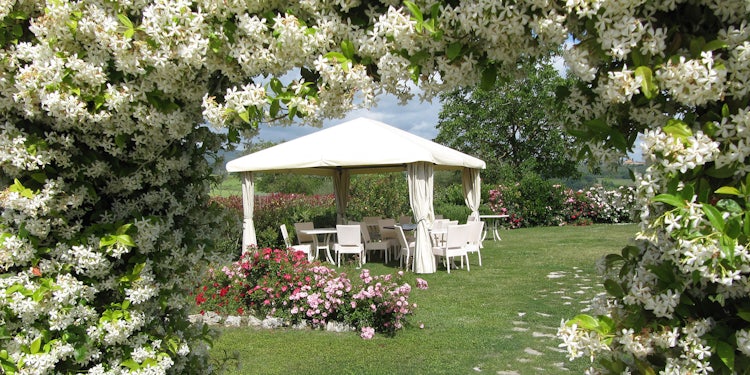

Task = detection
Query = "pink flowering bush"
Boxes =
[194,249,428,338]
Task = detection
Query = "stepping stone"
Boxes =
[524,348,543,356]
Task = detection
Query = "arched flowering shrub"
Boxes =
[556,1,750,374]
[0,0,747,373]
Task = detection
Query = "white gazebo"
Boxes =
[225,117,486,274]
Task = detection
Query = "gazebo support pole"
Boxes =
[241,171,257,253]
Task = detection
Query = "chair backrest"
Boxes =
[398,215,412,225]
[378,218,397,240]
[467,221,484,245]
[395,225,411,249]
[336,224,362,246]
[354,221,372,242]
[293,222,314,244]
[362,216,381,239]
[280,224,292,248]
[446,224,470,248]
[432,219,449,231]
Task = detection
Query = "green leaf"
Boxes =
[74,346,88,362]
[9,179,34,199]
[717,340,735,372]
[725,218,741,239]
[706,165,735,178]
[702,203,725,232]
[703,39,728,52]
[722,103,730,118]
[269,99,280,118]
[720,234,736,263]
[689,36,705,58]
[652,194,685,208]
[446,42,462,60]
[121,359,141,370]
[117,14,134,29]
[480,65,497,91]
[584,118,610,135]
[404,1,423,23]
[604,253,624,267]
[99,235,117,247]
[341,40,355,60]
[567,314,598,330]
[269,78,283,95]
[604,279,625,298]
[634,66,657,99]
[738,309,750,323]
[116,234,135,247]
[30,337,41,354]
[237,110,251,124]
[717,198,742,213]
[663,119,692,141]
[116,223,132,235]
[0,349,17,372]
[715,186,741,196]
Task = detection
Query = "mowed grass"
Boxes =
[209,224,638,374]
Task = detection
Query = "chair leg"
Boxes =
[477,250,482,266]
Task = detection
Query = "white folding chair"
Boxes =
[465,221,485,266]
[294,222,327,260]
[395,225,415,271]
[356,221,393,264]
[280,224,313,261]
[432,224,470,274]
[378,218,399,261]
[334,224,365,267]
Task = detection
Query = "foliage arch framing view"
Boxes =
[0,0,748,374]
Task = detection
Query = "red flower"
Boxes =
[195,292,207,305]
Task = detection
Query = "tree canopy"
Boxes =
[436,61,578,183]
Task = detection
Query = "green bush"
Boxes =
[347,174,411,221]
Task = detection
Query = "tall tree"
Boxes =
[436,61,578,184]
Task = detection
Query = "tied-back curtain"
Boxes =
[241,171,257,253]
[462,168,481,220]
[408,162,436,274]
[333,169,350,224]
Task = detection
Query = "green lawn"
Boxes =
[209,224,638,374]
[211,175,242,197]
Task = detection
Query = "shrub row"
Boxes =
[487,183,637,228]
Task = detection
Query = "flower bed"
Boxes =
[193,248,428,339]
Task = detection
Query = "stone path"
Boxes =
[480,266,602,374]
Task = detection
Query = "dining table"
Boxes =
[297,227,338,265]
[478,214,509,241]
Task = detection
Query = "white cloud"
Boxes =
[257,91,442,142]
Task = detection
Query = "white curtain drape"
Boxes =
[241,171,257,253]
[333,169,350,224]
[408,162,436,274]
[462,168,481,220]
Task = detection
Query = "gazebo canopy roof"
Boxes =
[225,117,486,175]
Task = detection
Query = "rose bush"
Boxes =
[193,249,428,338]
